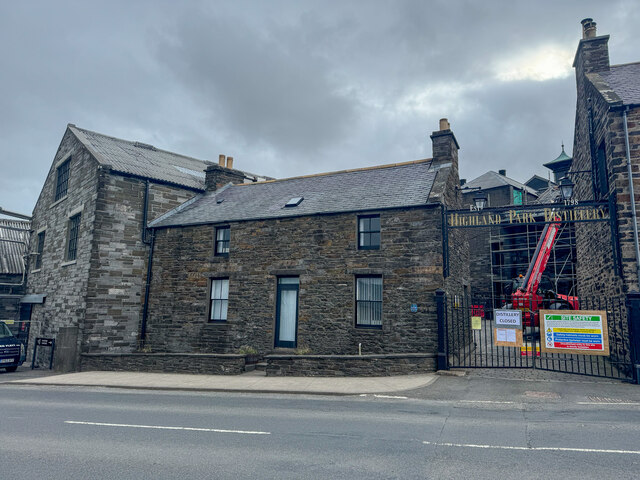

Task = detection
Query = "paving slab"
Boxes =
[8,371,438,395]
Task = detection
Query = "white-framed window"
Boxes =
[209,278,229,321]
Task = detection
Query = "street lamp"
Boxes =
[473,191,488,211]
[559,176,574,202]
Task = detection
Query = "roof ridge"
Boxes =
[235,158,433,187]
[610,61,640,68]
[69,124,215,166]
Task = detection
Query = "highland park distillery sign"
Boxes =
[447,204,609,228]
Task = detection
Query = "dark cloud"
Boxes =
[0,0,638,215]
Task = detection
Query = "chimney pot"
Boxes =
[226,156,234,169]
[439,118,450,131]
[581,18,597,39]
[499,169,506,176]
[460,179,466,186]
[218,154,225,166]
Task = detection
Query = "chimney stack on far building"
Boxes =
[205,154,245,191]
[498,169,506,176]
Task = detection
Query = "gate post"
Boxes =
[626,291,640,384]
[436,289,448,371]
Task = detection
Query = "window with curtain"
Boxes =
[209,278,229,321]
[358,215,380,249]
[215,226,230,255]
[356,275,382,327]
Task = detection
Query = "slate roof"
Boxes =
[0,220,30,275]
[461,171,538,196]
[534,185,561,204]
[150,160,439,227]
[588,62,640,107]
[68,125,269,191]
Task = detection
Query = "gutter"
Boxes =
[623,106,640,288]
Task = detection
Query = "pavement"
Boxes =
[3,365,639,400]
[4,369,438,395]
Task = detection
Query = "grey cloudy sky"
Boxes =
[1,0,638,216]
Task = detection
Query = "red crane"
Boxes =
[511,213,579,326]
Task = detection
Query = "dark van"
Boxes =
[0,321,25,372]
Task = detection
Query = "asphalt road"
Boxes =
[1,385,639,479]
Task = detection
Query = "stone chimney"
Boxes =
[205,155,246,191]
[573,18,610,75]
[430,117,459,169]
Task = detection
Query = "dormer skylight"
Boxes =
[285,197,304,207]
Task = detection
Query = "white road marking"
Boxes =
[373,394,408,400]
[65,421,270,435]
[422,441,640,455]
[576,402,640,406]
[459,400,516,404]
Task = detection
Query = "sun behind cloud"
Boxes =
[494,45,573,82]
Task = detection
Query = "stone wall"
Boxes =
[571,35,637,299]
[146,206,445,356]
[26,130,100,358]
[80,352,245,375]
[265,353,436,376]
[83,173,197,353]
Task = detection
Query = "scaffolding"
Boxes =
[489,221,577,304]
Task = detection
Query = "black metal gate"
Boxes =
[436,291,635,381]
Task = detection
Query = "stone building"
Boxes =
[99,119,467,375]
[25,124,263,368]
[570,18,640,297]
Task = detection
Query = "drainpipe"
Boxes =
[139,228,155,348]
[139,180,153,347]
[623,106,640,288]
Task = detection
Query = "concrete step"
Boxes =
[254,362,268,371]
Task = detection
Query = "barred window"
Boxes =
[55,158,71,201]
[358,215,380,250]
[66,213,81,261]
[215,226,230,256]
[356,275,382,327]
[209,278,229,321]
[35,230,46,270]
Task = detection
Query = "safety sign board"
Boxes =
[539,310,609,356]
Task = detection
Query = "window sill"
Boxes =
[354,325,383,331]
[50,195,68,209]
[358,246,380,251]
[207,320,228,325]
[61,260,77,267]
[30,268,41,274]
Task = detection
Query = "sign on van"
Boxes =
[494,309,522,329]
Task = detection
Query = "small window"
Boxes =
[215,226,230,255]
[358,214,380,250]
[55,158,71,201]
[34,230,46,270]
[285,197,303,207]
[66,213,81,261]
[209,278,229,321]
[356,275,382,328]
